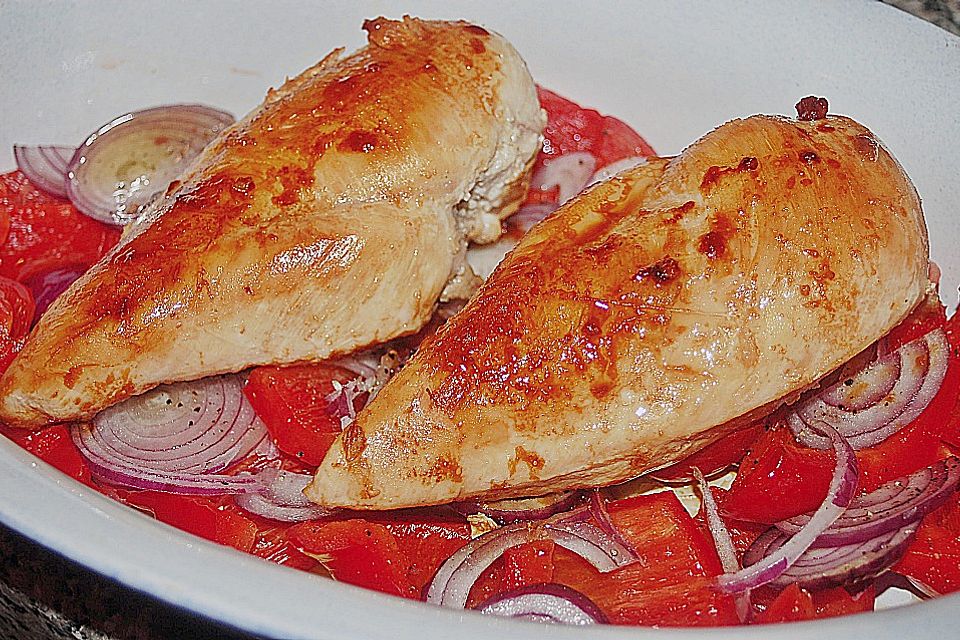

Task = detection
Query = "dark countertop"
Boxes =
[1,3,958,640]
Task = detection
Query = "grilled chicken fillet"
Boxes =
[0,17,543,427]
[307,112,929,509]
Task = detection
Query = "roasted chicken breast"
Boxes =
[0,17,543,427]
[307,112,929,509]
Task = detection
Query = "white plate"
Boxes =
[1,1,959,638]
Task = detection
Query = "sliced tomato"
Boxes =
[536,87,655,170]
[755,583,816,624]
[288,519,416,598]
[893,519,960,596]
[653,424,762,482]
[0,424,90,483]
[722,425,834,523]
[884,294,946,353]
[378,514,471,596]
[695,487,767,557]
[812,585,875,618]
[244,363,362,466]
[251,526,319,572]
[0,171,120,281]
[551,492,738,626]
[724,417,945,524]
[120,491,257,553]
[0,276,35,375]
[289,513,471,599]
[467,539,557,608]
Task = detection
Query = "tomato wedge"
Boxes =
[120,491,258,552]
[0,424,90,483]
[468,540,557,608]
[0,275,35,375]
[0,171,120,281]
[893,519,960,596]
[289,515,471,600]
[554,492,738,626]
[245,363,363,466]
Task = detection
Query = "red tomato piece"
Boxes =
[288,519,416,598]
[893,519,960,595]
[121,491,257,553]
[0,171,120,281]
[724,417,946,524]
[0,424,90,483]
[694,487,767,557]
[251,527,320,572]
[536,87,655,169]
[244,363,362,466]
[552,492,738,626]
[938,309,960,448]
[379,515,471,596]
[653,424,762,482]
[812,585,875,618]
[722,426,834,523]
[0,276,35,375]
[884,294,946,353]
[467,540,556,608]
[755,583,816,624]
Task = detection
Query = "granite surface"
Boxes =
[1,3,958,640]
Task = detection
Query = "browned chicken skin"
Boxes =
[0,18,543,427]
[307,113,929,509]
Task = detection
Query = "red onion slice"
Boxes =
[777,457,960,546]
[427,505,636,609]
[234,468,332,522]
[717,422,858,592]
[475,583,607,625]
[788,329,949,449]
[530,152,597,205]
[65,104,234,225]
[743,523,918,590]
[74,375,275,494]
[20,265,86,322]
[13,145,74,198]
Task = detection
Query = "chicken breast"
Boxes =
[307,111,929,509]
[0,17,543,427]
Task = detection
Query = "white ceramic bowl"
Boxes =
[1,1,959,638]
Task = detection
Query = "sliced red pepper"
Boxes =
[812,585,875,618]
[0,275,35,375]
[379,515,471,596]
[244,363,363,466]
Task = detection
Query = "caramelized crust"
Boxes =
[307,114,929,508]
[0,18,543,426]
